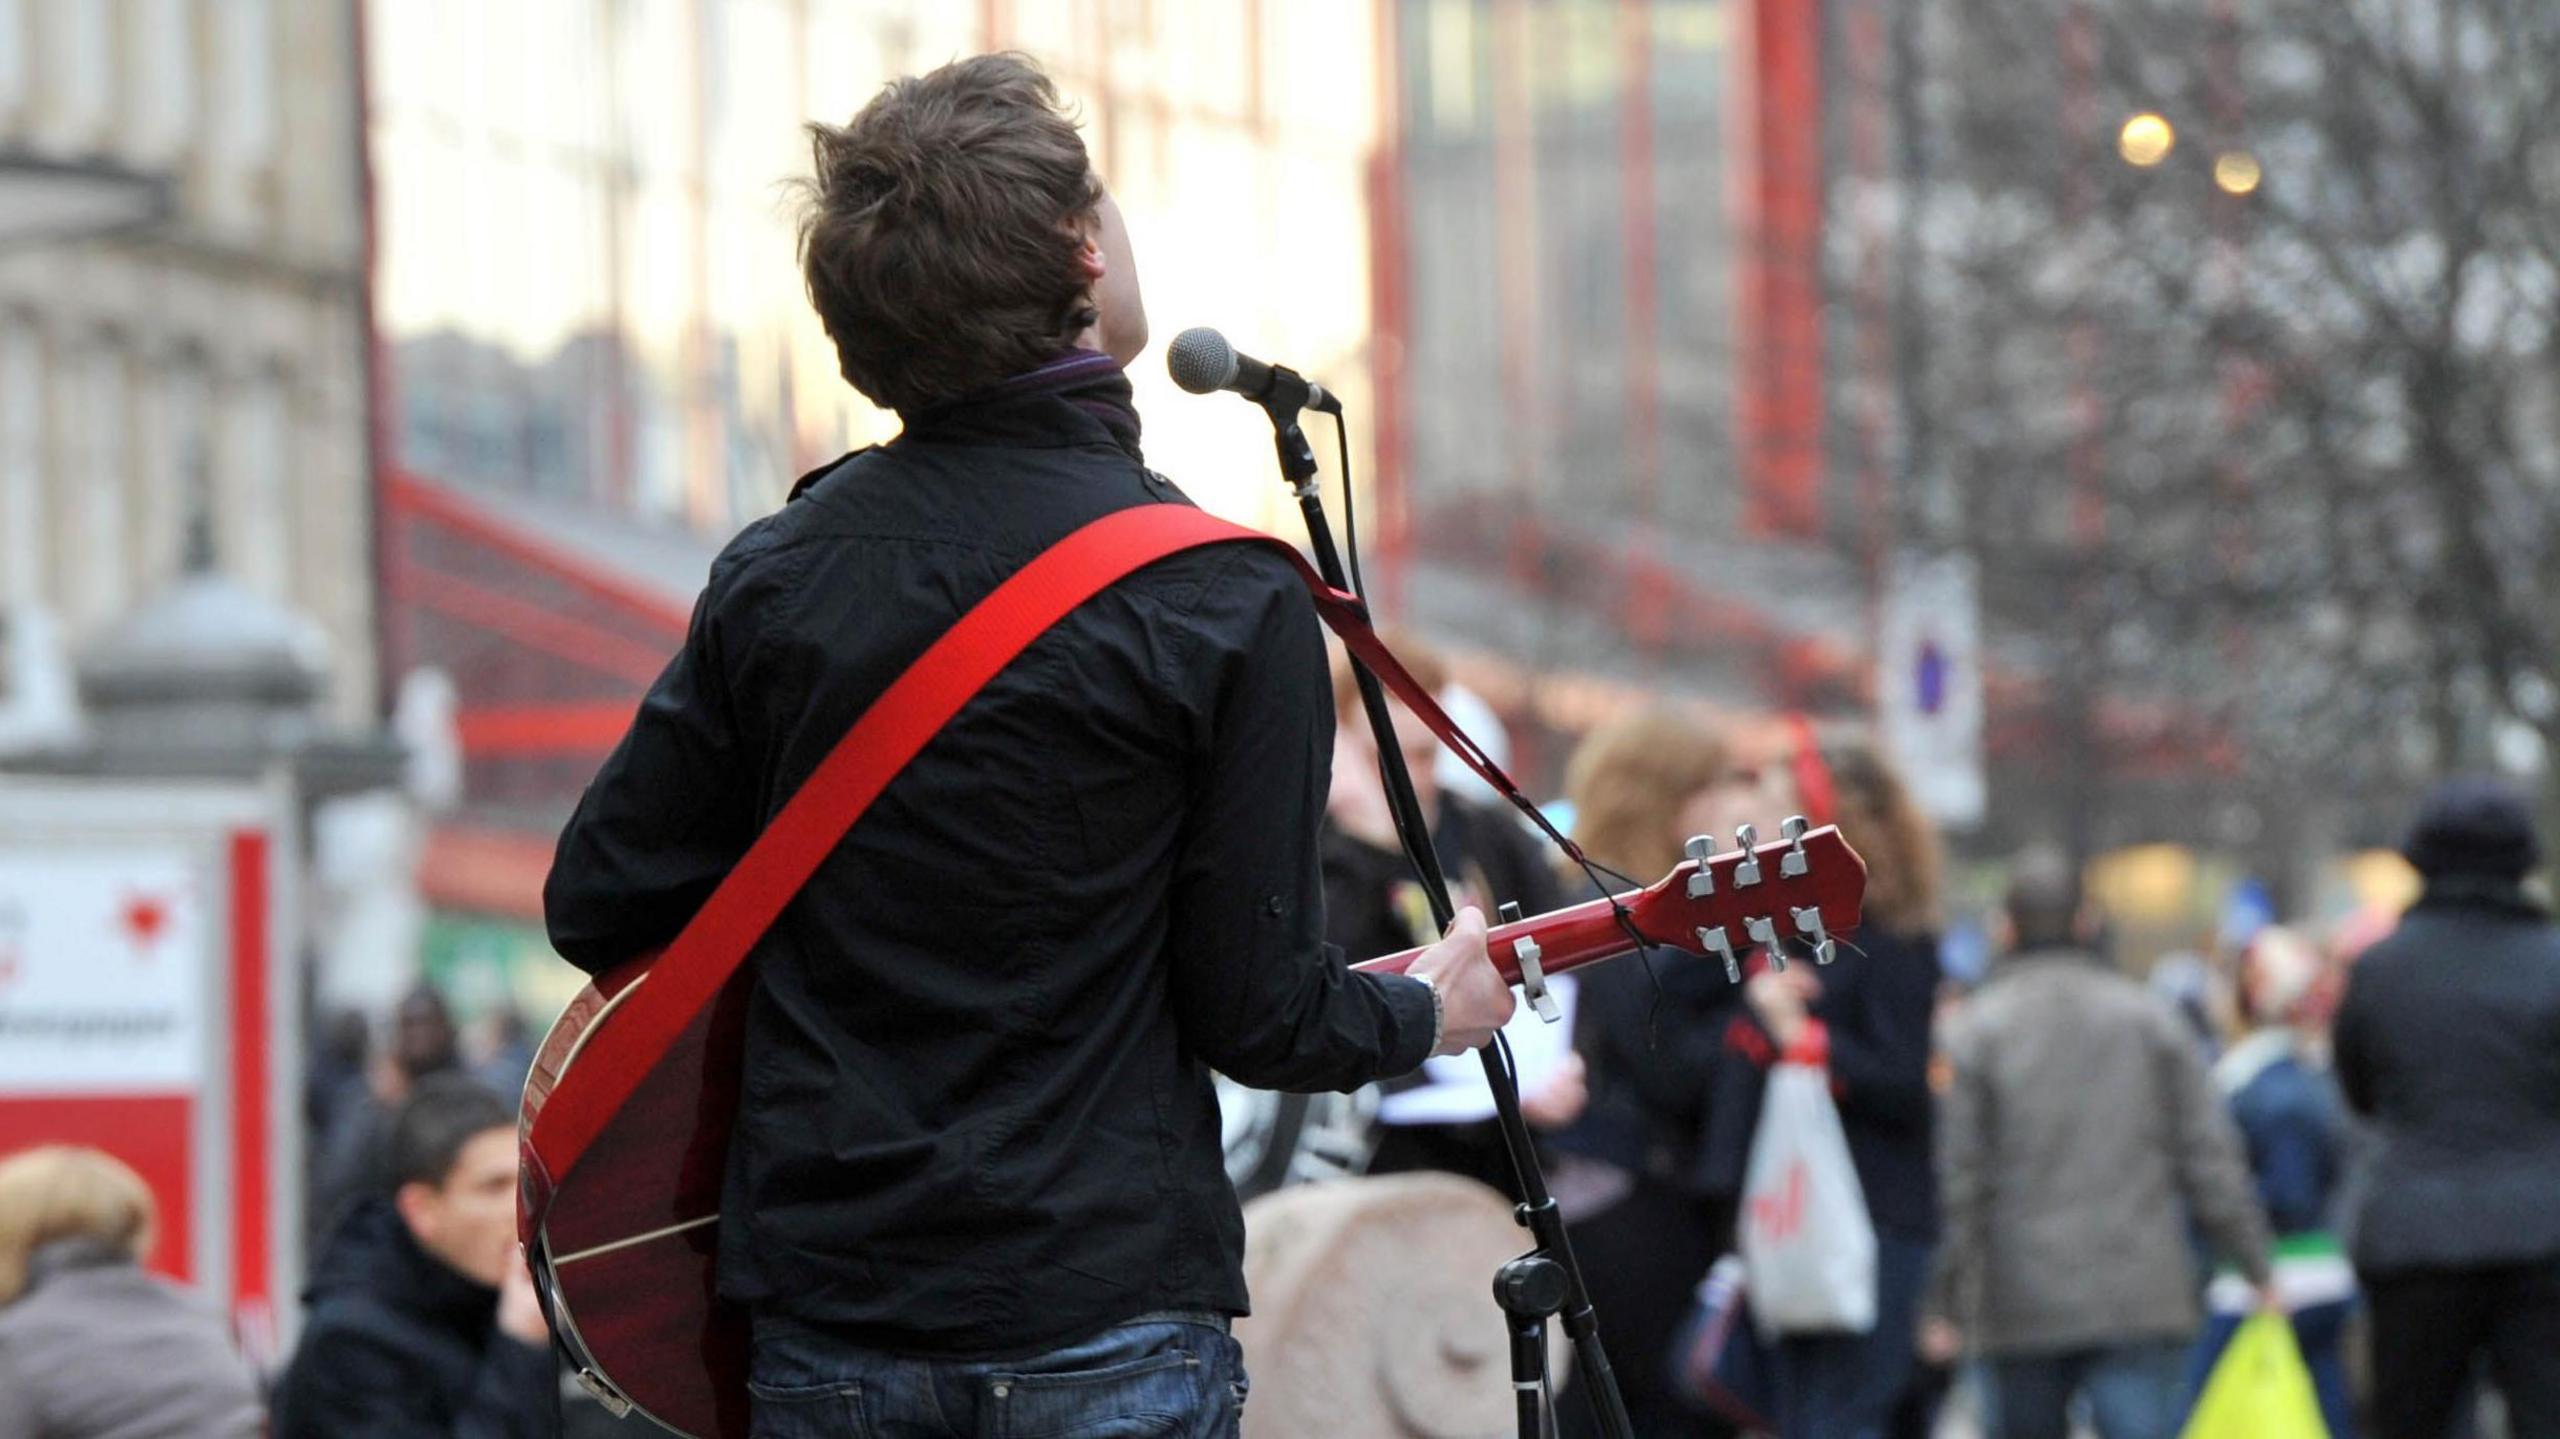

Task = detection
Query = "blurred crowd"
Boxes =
[1318,638,2560,1439]
[2,637,2557,1439]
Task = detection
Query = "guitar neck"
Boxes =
[1351,889,1655,986]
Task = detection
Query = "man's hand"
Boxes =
[498,1247,551,1347]
[1407,907,1515,1056]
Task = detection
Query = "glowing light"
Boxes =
[2214,151,2263,195]
[2118,112,2175,167]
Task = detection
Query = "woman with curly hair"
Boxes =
[1552,708,1752,1439]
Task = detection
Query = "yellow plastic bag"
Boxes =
[2179,1311,2329,1439]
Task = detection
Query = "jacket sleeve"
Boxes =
[277,1323,555,1439]
[543,560,761,973]
[1161,551,1435,1091]
[1815,936,1941,1132]
[1581,952,1736,1122]
[1932,1013,1991,1328]
[2162,1012,2276,1284]
[2331,962,2377,1116]
[0,1345,34,1439]
[2249,1096,2329,1235]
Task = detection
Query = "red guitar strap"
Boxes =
[533,503,1542,1183]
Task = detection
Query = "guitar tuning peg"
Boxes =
[1745,913,1782,971]
[1697,924,1741,984]
[1732,823,1762,888]
[1791,905,1837,965]
[1683,834,1717,898]
[1780,816,1811,879]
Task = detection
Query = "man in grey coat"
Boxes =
[1936,850,2272,1439]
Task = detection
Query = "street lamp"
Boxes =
[2119,112,2176,167]
[2213,151,2263,196]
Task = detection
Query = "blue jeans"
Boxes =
[748,1311,1248,1438]
[1773,1233,1936,1439]
[1987,1341,2190,1439]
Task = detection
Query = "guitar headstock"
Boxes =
[1623,817,1867,982]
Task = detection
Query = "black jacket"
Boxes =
[2335,878,2560,1274]
[1698,926,1943,1239]
[271,1201,555,1439]
[1562,946,1747,1190]
[544,381,1434,1357]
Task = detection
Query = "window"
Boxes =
[220,369,290,599]
[124,0,195,162]
[0,323,41,608]
[213,0,276,169]
[71,343,132,629]
[37,0,114,146]
[0,0,26,122]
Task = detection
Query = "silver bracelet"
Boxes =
[1422,973,1445,1055]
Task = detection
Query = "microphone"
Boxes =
[1166,328,1340,414]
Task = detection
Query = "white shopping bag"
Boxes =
[1737,1059,1877,1337]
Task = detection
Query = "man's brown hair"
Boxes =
[797,53,1102,414]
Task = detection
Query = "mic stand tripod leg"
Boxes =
[1254,395,1635,1439]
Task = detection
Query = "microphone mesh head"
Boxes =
[1166,327,1238,395]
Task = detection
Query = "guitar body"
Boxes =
[518,956,753,1439]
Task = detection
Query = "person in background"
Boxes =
[308,982,463,1252]
[1323,635,1579,1196]
[470,1005,537,1099]
[1934,849,2272,1439]
[304,1005,374,1148]
[1550,708,1745,1439]
[2188,924,2357,1439]
[0,1146,263,1439]
[274,1075,555,1439]
[2334,777,2560,1439]
[1698,734,1945,1439]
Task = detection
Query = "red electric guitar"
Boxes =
[517,822,1865,1437]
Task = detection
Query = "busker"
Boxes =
[543,52,1514,1438]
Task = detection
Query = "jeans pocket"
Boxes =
[746,1377,869,1439]
[990,1347,1201,1439]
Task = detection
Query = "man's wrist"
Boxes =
[1421,970,1446,1056]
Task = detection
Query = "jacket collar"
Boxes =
[1997,946,2106,971]
[892,349,1142,460]
[307,1198,498,1335]
[2413,874,2548,920]
[21,1237,132,1294]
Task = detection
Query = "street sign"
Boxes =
[1879,551,1986,828]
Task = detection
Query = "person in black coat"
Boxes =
[1699,736,1944,1439]
[1547,709,1748,1439]
[2334,776,2560,1439]
[274,1076,555,1439]
[1322,634,1576,1198]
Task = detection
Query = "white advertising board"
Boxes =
[0,846,207,1090]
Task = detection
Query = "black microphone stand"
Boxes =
[1255,394,1636,1439]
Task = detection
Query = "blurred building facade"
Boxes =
[1371,0,1875,785]
[0,0,376,726]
